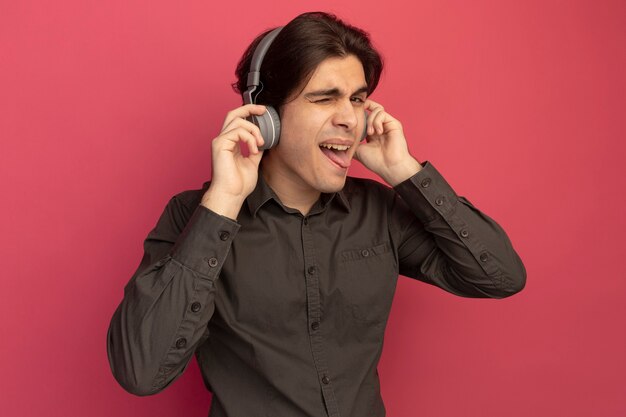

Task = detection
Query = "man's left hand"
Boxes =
[355,99,422,186]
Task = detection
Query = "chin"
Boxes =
[314,176,348,194]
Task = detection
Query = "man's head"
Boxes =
[233,12,384,197]
[232,12,383,111]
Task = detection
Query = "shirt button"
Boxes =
[175,338,187,349]
[311,321,320,331]
[191,302,201,313]
[480,252,489,262]
[308,266,316,275]
[420,178,431,188]
[460,229,469,238]
[303,218,308,225]
[361,249,370,257]
[207,257,218,267]
[219,231,230,241]
[321,375,330,385]
[435,196,444,206]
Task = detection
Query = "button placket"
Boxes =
[301,212,340,416]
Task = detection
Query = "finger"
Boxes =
[214,126,261,155]
[232,127,261,155]
[364,100,385,135]
[364,99,383,112]
[221,117,264,148]
[367,107,386,135]
[221,104,267,130]
[372,111,384,135]
[353,143,373,162]
[247,148,264,167]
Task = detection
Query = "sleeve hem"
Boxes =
[170,204,240,279]
[393,161,459,224]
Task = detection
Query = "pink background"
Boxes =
[2,1,624,416]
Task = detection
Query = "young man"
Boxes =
[108,12,526,417]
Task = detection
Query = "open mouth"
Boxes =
[319,143,352,169]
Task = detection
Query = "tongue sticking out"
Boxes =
[320,147,351,169]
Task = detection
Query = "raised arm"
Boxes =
[391,162,526,298]
[107,104,267,395]
[357,99,525,298]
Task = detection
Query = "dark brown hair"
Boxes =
[232,12,384,110]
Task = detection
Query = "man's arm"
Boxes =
[107,104,267,395]
[391,161,526,298]
[107,199,239,395]
[357,100,525,298]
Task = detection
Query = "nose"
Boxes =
[331,99,358,132]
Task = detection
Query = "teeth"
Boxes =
[320,143,350,151]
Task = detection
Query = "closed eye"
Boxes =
[351,96,365,105]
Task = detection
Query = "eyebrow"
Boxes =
[304,86,369,99]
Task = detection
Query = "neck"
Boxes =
[261,159,320,216]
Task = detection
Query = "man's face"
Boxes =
[263,54,368,194]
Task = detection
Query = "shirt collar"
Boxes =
[331,187,351,212]
[246,172,277,217]
[245,172,351,217]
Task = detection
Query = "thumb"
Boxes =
[354,141,375,161]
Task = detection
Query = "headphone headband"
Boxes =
[243,26,284,104]
[241,26,284,150]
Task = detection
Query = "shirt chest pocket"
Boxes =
[334,241,399,324]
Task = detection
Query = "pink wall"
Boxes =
[2,1,624,416]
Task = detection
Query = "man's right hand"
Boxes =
[200,104,267,220]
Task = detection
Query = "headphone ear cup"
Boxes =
[251,106,281,150]
[361,111,368,141]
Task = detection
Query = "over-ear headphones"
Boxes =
[242,26,369,149]
[242,27,283,150]
[362,112,368,141]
